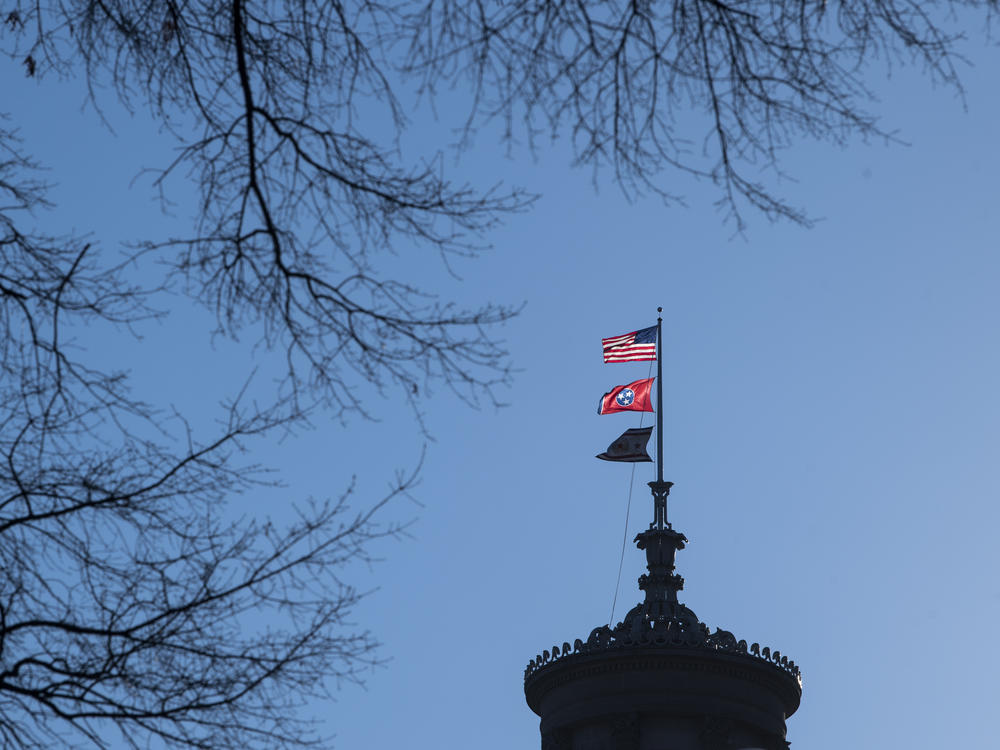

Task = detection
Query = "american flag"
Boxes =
[602,325,657,363]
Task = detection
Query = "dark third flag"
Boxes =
[596,426,653,462]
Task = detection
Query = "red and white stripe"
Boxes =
[602,332,656,363]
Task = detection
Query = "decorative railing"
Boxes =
[525,523,802,689]
[524,621,801,685]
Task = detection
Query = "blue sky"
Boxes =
[5,18,1000,750]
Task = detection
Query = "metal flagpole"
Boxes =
[656,307,663,487]
[650,306,672,530]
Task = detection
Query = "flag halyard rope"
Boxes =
[609,355,656,626]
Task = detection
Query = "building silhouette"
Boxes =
[523,480,801,750]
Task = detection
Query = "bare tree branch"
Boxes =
[0,1,993,747]
[399,0,988,229]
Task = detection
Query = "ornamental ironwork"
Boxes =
[524,488,801,686]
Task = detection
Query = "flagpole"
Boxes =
[656,307,663,488]
[650,306,672,530]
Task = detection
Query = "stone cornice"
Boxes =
[525,619,802,687]
[524,645,802,715]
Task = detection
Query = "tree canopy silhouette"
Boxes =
[0,0,989,747]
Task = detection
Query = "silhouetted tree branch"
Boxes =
[400,0,988,228]
[3,0,522,740]
[1,126,427,746]
[0,0,992,747]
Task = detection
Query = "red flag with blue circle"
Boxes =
[597,378,655,415]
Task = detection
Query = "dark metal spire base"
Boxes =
[524,487,801,750]
[524,512,802,686]
[630,523,700,640]
[648,480,673,528]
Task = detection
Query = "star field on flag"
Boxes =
[602,325,657,363]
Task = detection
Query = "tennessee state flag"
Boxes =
[598,378,654,415]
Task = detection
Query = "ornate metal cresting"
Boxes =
[523,490,802,683]
[526,393,800,682]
